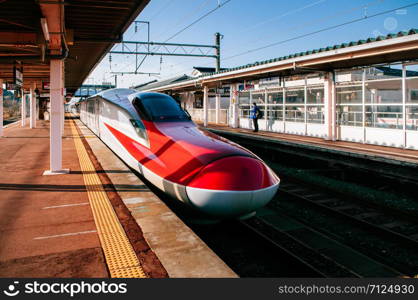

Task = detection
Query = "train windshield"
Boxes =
[135,94,191,122]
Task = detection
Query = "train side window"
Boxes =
[130,119,148,141]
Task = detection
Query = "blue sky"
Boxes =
[86,0,418,88]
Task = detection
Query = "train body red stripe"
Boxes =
[104,121,256,187]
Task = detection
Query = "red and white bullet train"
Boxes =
[79,89,280,218]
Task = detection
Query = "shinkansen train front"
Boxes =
[122,92,280,218]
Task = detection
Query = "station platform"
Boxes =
[0,118,236,278]
[202,123,418,167]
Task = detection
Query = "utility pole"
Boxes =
[215,32,222,72]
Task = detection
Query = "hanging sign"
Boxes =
[42,81,50,90]
[13,62,23,86]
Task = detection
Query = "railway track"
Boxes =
[241,208,401,278]
[279,181,418,246]
[263,167,418,277]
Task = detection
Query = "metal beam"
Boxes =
[110,51,217,58]
[121,40,217,49]
[0,32,38,44]
[110,71,160,75]
[0,18,37,30]
[75,37,122,43]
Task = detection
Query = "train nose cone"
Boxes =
[186,156,280,217]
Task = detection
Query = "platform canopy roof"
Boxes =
[141,29,418,93]
[0,0,150,93]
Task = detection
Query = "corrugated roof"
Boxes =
[136,74,191,91]
[202,29,418,77]
[139,29,418,92]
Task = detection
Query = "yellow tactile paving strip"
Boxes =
[69,119,147,278]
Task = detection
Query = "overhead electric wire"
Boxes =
[148,0,176,22]
[224,2,418,61]
[153,0,212,41]
[237,0,328,34]
[223,0,386,55]
[163,0,233,43]
[156,0,378,77]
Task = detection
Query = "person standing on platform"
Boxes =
[250,102,261,132]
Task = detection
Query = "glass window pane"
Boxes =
[285,106,305,122]
[406,106,418,130]
[252,93,265,104]
[337,105,362,126]
[239,92,250,105]
[209,97,216,109]
[365,105,402,129]
[365,79,402,104]
[266,105,283,121]
[239,105,250,118]
[267,91,283,104]
[137,94,190,121]
[336,85,362,104]
[307,106,324,124]
[307,86,324,104]
[286,88,304,104]
[406,64,418,104]
[130,119,148,140]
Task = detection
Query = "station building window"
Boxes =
[406,63,418,130]
[336,70,363,127]
[285,88,305,122]
[267,90,284,104]
[307,105,324,124]
[307,86,324,104]
[337,105,363,127]
[336,85,362,104]
[266,90,283,121]
[307,85,324,124]
[285,88,304,104]
[239,91,250,118]
[365,64,403,129]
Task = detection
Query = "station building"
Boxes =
[136,29,418,150]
